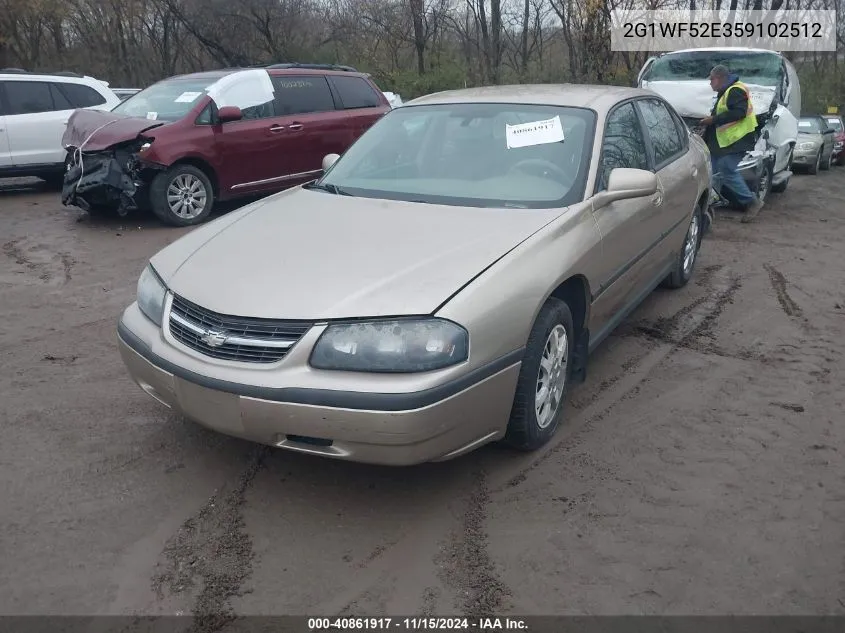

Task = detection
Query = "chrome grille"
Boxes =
[168,294,313,364]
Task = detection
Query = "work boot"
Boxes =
[741,197,764,223]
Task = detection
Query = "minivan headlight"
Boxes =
[310,318,469,373]
[137,264,167,326]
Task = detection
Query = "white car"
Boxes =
[638,47,801,202]
[0,70,121,186]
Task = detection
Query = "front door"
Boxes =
[0,115,11,168]
[589,101,663,343]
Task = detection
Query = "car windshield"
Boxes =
[111,77,214,122]
[824,117,843,131]
[315,103,596,208]
[643,51,782,87]
[799,118,822,133]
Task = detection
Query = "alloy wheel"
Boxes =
[683,211,700,277]
[167,173,208,219]
[535,324,568,429]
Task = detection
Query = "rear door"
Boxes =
[327,74,389,140]
[634,97,699,260]
[4,79,74,166]
[270,74,347,185]
[0,83,11,167]
[589,101,664,339]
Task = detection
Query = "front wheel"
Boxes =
[820,151,832,171]
[502,298,574,451]
[663,204,702,290]
[149,164,215,227]
[808,151,821,175]
[756,161,773,203]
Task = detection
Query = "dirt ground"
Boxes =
[1,169,844,625]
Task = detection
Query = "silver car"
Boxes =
[793,115,836,174]
[118,84,712,465]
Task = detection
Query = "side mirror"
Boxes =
[217,106,243,123]
[322,153,340,171]
[594,168,658,207]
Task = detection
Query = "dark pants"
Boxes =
[711,152,756,207]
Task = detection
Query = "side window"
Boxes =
[272,76,336,115]
[58,83,107,108]
[50,84,74,110]
[330,76,382,109]
[4,81,56,115]
[598,102,649,192]
[195,102,214,125]
[637,98,684,167]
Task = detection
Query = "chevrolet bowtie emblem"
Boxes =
[200,329,229,347]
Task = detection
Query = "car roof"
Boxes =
[405,84,651,110]
[0,72,106,84]
[658,47,783,56]
[162,67,369,83]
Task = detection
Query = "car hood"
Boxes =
[152,188,564,320]
[62,108,167,151]
[641,80,777,118]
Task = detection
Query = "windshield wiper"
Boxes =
[305,182,352,196]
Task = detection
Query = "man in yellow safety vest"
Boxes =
[699,64,764,223]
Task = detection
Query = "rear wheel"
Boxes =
[502,298,574,451]
[150,164,215,227]
[663,203,703,290]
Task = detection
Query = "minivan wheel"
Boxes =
[663,203,702,290]
[150,164,215,227]
[502,298,573,451]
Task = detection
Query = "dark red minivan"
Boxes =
[61,64,391,226]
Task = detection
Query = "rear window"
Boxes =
[59,82,107,107]
[330,76,382,109]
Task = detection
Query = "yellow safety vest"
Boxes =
[715,82,757,149]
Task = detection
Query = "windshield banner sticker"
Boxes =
[175,92,202,103]
[506,116,565,149]
[146,111,158,120]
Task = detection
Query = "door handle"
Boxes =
[288,123,304,131]
[269,124,285,133]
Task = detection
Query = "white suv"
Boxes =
[0,70,121,186]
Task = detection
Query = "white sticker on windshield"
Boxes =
[146,111,158,120]
[506,116,565,149]
[175,91,202,103]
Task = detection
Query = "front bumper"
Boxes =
[117,303,521,466]
[792,146,821,166]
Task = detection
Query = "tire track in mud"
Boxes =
[436,470,510,617]
[149,447,268,633]
[764,263,803,318]
[2,237,75,285]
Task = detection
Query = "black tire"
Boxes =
[807,150,821,175]
[502,298,574,451]
[820,151,832,171]
[663,203,703,290]
[149,164,215,227]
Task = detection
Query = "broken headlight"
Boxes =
[137,264,167,326]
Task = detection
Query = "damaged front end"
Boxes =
[61,110,167,216]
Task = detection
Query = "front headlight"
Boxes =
[797,142,817,150]
[137,264,167,326]
[309,318,469,373]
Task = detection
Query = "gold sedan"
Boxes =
[118,84,712,465]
